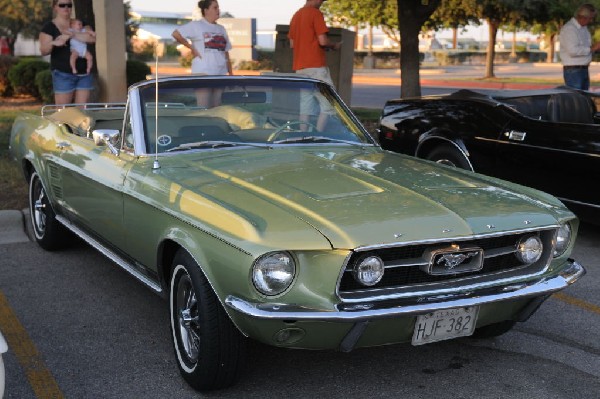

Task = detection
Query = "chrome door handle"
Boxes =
[505,130,526,141]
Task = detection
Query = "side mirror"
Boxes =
[92,129,120,155]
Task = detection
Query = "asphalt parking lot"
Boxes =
[0,212,598,398]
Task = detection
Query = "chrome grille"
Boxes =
[338,229,556,300]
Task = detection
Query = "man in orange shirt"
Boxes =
[289,0,341,130]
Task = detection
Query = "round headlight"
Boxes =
[515,235,543,264]
[353,255,385,286]
[252,252,296,296]
[554,222,572,257]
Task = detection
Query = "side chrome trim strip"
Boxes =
[559,197,600,209]
[225,260,585,322]
[56,215,162,293]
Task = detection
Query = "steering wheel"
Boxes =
[267,120,318,142]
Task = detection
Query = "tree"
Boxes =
[0,0,51,55]
[427,0,479,49]
[472,0,520,78]
[397,0,441,97]
[323,0,400,45]
[324,0,441,97]
[371,1,401,46]
[124,1,140,54]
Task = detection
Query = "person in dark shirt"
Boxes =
[39,0,96,104]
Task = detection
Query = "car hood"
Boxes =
[152,147,565,250]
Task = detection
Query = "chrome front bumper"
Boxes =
[225,259,585,322]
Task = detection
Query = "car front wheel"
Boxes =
[169,249,246,391]
[28,171,68,250]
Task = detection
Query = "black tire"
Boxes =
[425,144,472,171]
[471,320,516,339]
[28,171,68,250]
[169,249,246,391]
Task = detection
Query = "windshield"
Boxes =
[138,77,373,154]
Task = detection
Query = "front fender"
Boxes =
[158,225,255,307]
[415,132,469,159]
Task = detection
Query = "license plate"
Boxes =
[411,306,479,346]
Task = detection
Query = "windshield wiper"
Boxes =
[165,141,270,152]
[272,136,367,147]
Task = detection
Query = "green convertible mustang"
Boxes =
[9,75,585,391]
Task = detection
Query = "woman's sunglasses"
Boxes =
[57,3,73,8]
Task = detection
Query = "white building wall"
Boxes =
[14,34,41,56]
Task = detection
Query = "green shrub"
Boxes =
[179,53,192,68]
[126,59,151,87]
[7,59,50,98]
[35,69,54,104]
[236,58,273,70]
[165,43,180,58]
[131,41,155,62]
[0,55,19,97]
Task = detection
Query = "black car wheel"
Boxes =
[471,320,516,339]
[28,171,68,250]
[169,249,246,391]
[426,144,472,171]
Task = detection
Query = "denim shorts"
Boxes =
[51,69,94,94]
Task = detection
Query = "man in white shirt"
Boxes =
[559,3,600,90]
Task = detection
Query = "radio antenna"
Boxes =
[152,43,161,170]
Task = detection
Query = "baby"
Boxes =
[69,18,95,74]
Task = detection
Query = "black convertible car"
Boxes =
[378,86,600,224]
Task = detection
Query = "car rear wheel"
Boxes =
[0,331,5,398]
[0,353,4,399]
[471,320,516,339]
[29,171,68,250]
[425,144,472,171]
[169,249,246,391]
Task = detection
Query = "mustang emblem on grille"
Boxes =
[436,251,479,269]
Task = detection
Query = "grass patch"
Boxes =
[0,105,39,210]
[352,107,381,121]
[352,107,381,137]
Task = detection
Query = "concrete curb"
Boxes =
[0,209,31,245]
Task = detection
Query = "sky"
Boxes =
[128,0,306,30]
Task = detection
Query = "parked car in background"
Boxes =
[379,87,600,224]
[1,330,7,397]
[10,76,585,391]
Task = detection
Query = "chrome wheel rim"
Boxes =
[176,273,200,363]
[435,158,457,167]
[31,179,47,236]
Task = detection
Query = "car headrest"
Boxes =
[47,107,95,135]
